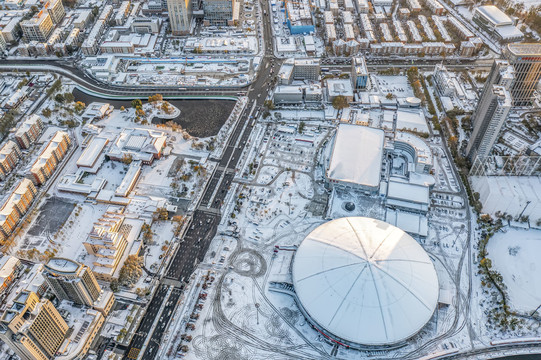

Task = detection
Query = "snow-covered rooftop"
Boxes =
[327,124,384,188]
[292,217,439,345]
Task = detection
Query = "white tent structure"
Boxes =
[292,217,438,346]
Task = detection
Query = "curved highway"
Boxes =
[0,59,246,99]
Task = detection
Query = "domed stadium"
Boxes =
[292,217,439,347]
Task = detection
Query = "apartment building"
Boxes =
[29,131,70,185]
[0,141,22,179]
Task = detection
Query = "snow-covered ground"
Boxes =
[487,228,541,313]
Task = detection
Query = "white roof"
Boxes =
[387,180,429,204]
[292,217,438,345]
[77,137,108,168]
[475,5,512,26]
[327,124,384,188]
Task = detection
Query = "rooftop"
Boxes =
[475,5,513,26]
[292,217,439,345]
[45,258,81,275]
[327,124,384,188]
[506,43,541,56]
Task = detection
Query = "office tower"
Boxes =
[203,0,233,26]
[20,11,54,42]
[466,60,515,161]
[167,0,192,35]
[503,43,541,106]
[0,291,68,360]
[44,258,101,307]
[466,85,512,160]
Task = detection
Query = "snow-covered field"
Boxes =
[487,228,541,313]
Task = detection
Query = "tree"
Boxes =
[120,106,125,111]
[148,94,163,103]
[121,154,133,165]
[110,280,119,292]
[298,121,305,134]
[131,99,142,108]
[42,108,52,118]
[46,79,62,96]
[17,78,29,89]
[64,92,75,103]
[386,93,393,100]
[74,101,85,113]
[54,93,65,103]
[263,100,275,110]
[141,223,153,243]
[156,207,169,221]
[161,102,171,114]
[118,255,144,287]
[332,95,348,110]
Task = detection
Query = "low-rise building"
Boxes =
[425,0,444,15]
[386,179,430,214]
[107,128,166,165]
[326,124,384,193]
[473,5,523,42]
[326,78,354,102]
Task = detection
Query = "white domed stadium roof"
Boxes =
[292,217,438,346]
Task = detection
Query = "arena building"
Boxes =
[292,217,439,347]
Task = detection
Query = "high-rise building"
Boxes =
[466,59,514,161]
[44,0,65,24]
[20,10,54,42]
[503,43,541,106]
[466,85,512,160]
[167,0,192,35]
[0,291,68,360]
[44,258,101,307]
[352,56,369,90]
[203,0,232,26]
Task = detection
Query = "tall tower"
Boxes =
[503,43,541,106]
[44,258,101,307]
[466,60,514,161]
[167,0,192,35]
[466,85,512,161]
[0,291,68,360]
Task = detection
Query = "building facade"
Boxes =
[352,56,369,90]
[45,0,65,24]
[466,85,512,160]
[29,131,70,185]
[503,43,541,106]
[0,141,22,179]
[21,11,54,42]
[0,179,37,242]
[44,258,102,307]
[0,291,68,360]
[203,0,232,26]
[168,0,192,34]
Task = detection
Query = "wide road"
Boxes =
[123,4,278,359]
[0,54,494,99]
